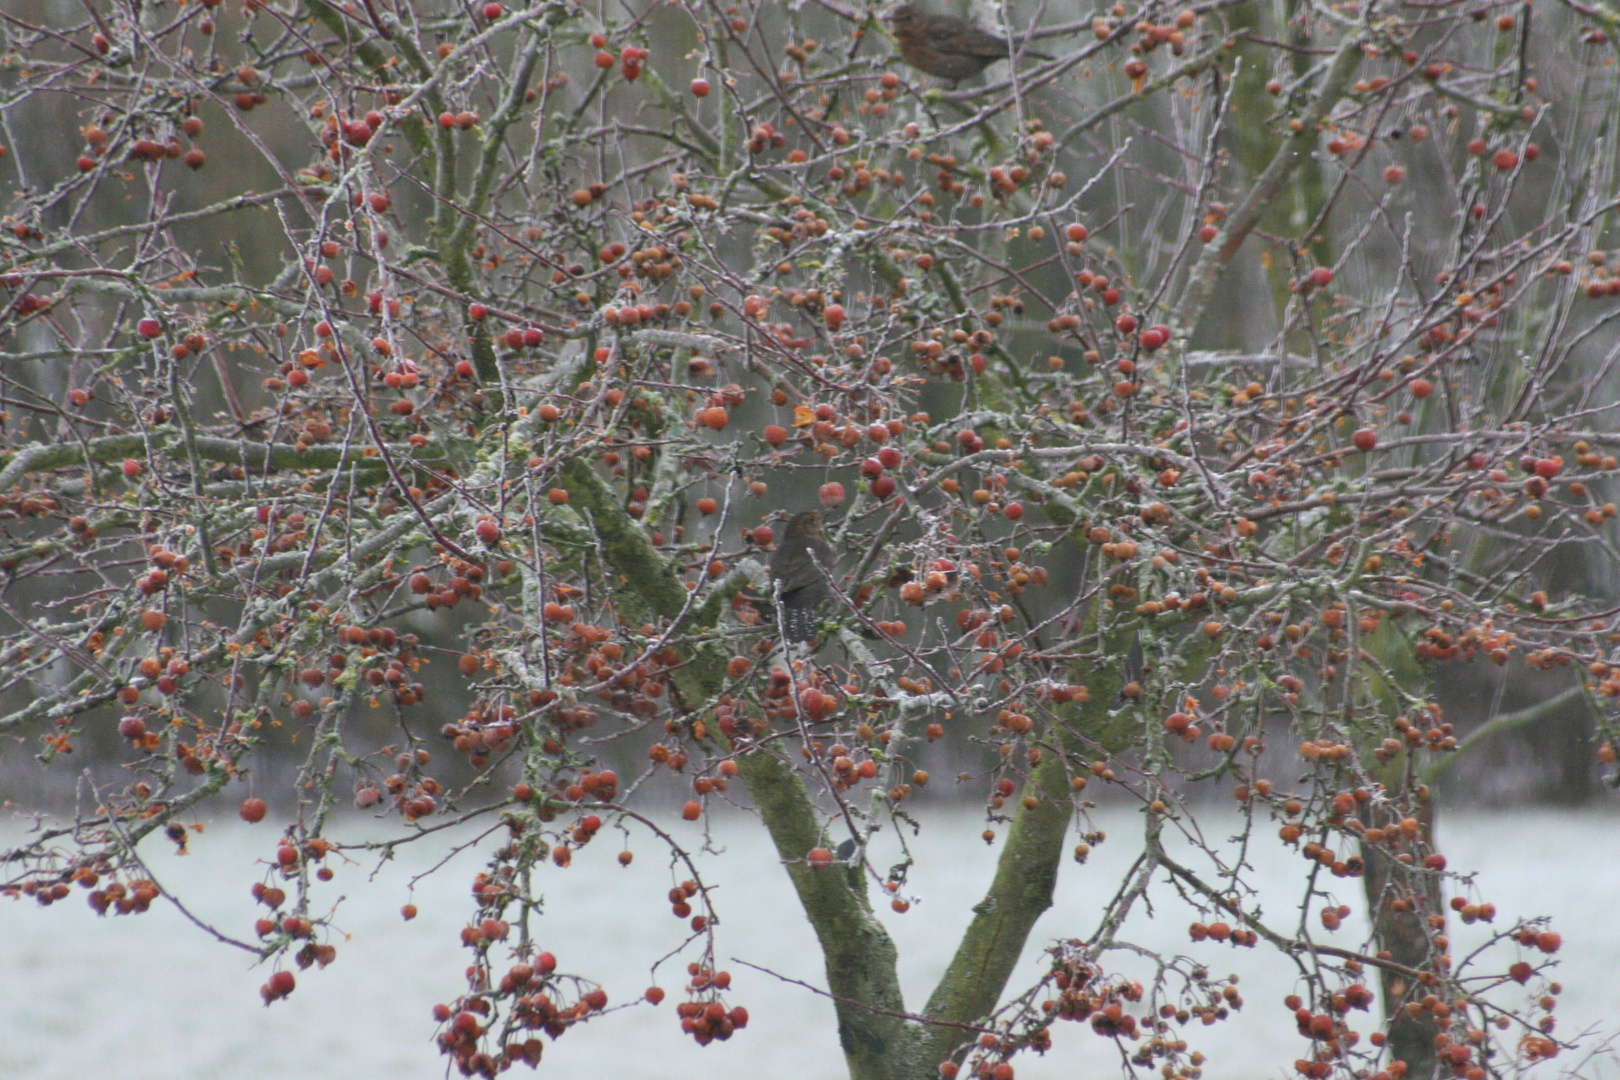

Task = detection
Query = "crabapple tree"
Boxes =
[1,0,1617,1078]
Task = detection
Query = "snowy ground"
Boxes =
[2,804,1616,1080]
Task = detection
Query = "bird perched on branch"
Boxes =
[770,510,834,643]
[886,4,1053,86]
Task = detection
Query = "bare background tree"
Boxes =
[3,0,1619,1077]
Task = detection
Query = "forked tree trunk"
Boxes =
[561,458,1148,1079]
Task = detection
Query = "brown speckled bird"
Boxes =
[887,4,1052,86]
[770,511,834,643]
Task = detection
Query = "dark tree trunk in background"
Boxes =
[1360,791,1442,1080]
[1543,706,1595,806]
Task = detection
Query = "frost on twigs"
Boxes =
[1,0,1617,1078]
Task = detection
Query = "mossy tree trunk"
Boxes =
[559,456,1150,1079]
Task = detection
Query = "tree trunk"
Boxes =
[563,461,1167,1079]
[1359,787,1441,1080]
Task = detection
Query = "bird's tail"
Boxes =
[783,606,819,644]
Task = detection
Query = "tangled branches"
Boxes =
[3,0,1620,1077]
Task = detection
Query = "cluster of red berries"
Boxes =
[666,879,703,926]
[1285,986,1372,1077]
[431,952,605,1076]
[81,876,157,914]
[712,695,762,739]
[249,877,338,969]
[760,668,838,722]
[560,768,620,804]
[351,748,439,820]
[442,707,518,768]
[664,964,747,1045]
[1513,927,1562,954]
[589,34,647,81]
[260,970,296,1004]
[408,556,488,610]
[1038,954,1156,1049]
[1187,920,1260,947]
[267,836,335,879]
